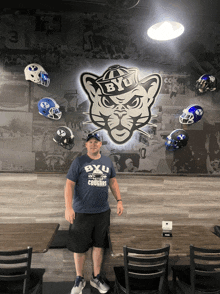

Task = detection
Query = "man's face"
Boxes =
[86,138,102,155]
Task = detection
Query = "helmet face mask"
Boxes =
[62,138,75,150]
[180,113,194,124]
[48,105,62,120]
[165,129,189,151]
[38,98,62,120]
[196,74,217,93]
[53,126,75,150]
[39,72,50,87]
[165,138,178,151]
[200,80,208,92]
[24,63,50,87]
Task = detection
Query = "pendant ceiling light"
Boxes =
[147,20,184,41]
[147,0,186,41]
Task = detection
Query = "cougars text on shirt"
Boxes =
[84,164,109,187]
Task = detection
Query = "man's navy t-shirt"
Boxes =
[66,154,116,213]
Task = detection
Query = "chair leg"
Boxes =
[172,270,176,282]
[171,273,185,294]
[170,269,176,293]
[114,283,118,294]
[32,280,43,294]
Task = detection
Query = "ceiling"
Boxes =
[1,0,220,19]
[0,0,219,38]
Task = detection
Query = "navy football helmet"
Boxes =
[53,126,75,150]
[196,74,217,93]
[179,104,204,125]
[24,63,50,87]
[38,98,62,120]
[165,129,189,151]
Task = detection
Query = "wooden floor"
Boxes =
[1,173,220,293]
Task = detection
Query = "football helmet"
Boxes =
[165,129,189,151]
[24,63,50,87]
[38,98,62,120]
[179,104,204,125]
[53,126,75,150]
[195,74,217,93]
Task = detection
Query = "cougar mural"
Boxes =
[81,65,162,144]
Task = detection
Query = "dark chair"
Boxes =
[114,244,170,294]
[0,247,45,294]
[171,244,220,294]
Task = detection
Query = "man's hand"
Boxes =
[65,207,75,224]
[117,201,123,216]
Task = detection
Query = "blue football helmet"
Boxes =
[165,129,189,151]
[38,98,62,120]
[53,126,74,150]
[196,74,217,93]
[24,63,50,87]
[179,104,204,125]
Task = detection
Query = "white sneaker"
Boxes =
[71,276,86,294]
[90,274,110,293]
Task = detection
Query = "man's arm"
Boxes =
[109,177,123,216]
[64,179,76,224]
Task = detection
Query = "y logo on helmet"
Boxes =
[195,109,203,116]
[40,102,50,109]
[177,134,186,141]
[81,65,162,144]
[29,65,38,71]
[57,129,66,137]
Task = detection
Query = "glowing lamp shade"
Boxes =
[147,21,184,41]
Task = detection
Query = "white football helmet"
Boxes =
[24,63,50,87]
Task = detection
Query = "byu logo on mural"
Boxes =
[80,65,162,144]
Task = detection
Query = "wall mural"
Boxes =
[0,10,219,174]
[80,65,161,144]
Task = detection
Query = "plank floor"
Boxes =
[1,173,220,293]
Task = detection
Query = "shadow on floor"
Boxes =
[43,281,176,294]
[43,281,116,294]
[43,282,73,294]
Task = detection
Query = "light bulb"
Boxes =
[147,21,184,41]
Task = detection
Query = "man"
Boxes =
[65,133,123,294]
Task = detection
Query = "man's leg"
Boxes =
[74,252,86,277]
[92,247,104,277]
[71,252,87,294]
[90,210,110,293]
[90,246,110,293]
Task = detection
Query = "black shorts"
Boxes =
[67,209,111,253]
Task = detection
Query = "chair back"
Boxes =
[190,244,220,294]
[0,247,32,294]
[123,244,170,294]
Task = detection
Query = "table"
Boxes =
[109,224,220,258]
[0,223,60,253]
